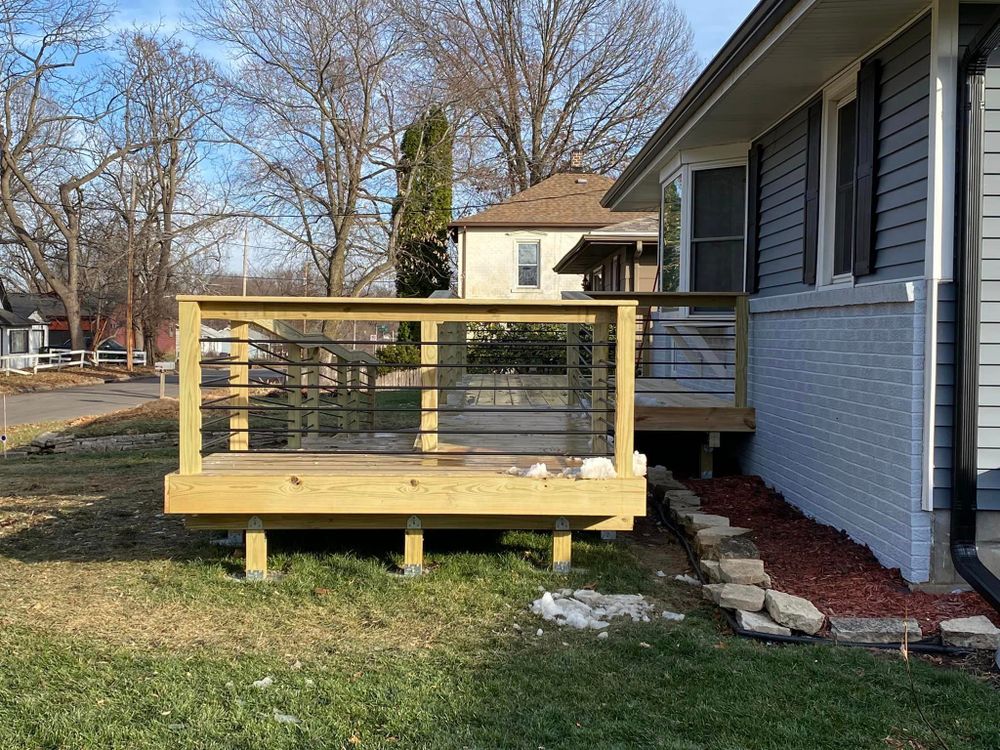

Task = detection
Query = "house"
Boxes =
[6,291,94,349]
[552,216,660,293]
[0,281,48,369]
[601,0,1000,600]
[450,171,654,299]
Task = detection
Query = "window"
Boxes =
[690,166,746,292]
[9,329,28,354]
[516,241,540,287]
[833,98,857,277]
[659,176,682,292]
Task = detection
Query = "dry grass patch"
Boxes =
[0,366,153,395]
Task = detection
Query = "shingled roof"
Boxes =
[450,172,653,229]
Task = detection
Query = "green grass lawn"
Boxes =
[0,449,998,749]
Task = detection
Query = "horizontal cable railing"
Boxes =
[176,296,638,477]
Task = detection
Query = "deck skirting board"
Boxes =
[183,513,635,531]
[165,472,647,517]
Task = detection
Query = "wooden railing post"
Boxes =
[230,322,250,451]
[365,363,377,429]
[178,300,202,475]
[566,323,581,406]
[287,343,303,449]
[591,315,610,454]
[306,350,321,437]
[614,305,637,478]
[420,319,439,452]
[734,295,749,408]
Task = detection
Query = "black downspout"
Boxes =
[951,11,1000,611]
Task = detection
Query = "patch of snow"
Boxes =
[506,463,553,479]
[530,589,663,630]
[655,570,666,578]
[252,676,274,689]
[597,631,609,639]
[579,457,617,479]
[633,451,647,477]
[535,628,544,637]
[661,611,686,623]
[673,574,702,587]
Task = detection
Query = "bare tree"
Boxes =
[409,0,698,196]
[194,0,434,316]
[0,0,147,349]
[100,31,234,359]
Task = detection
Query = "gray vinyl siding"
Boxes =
[753,106,810,297]
[862,14,930,284]
[979,66,1000,510]
[933,283,955,508]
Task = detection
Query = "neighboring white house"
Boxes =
[450,172,654,299]
[0,281,49,370]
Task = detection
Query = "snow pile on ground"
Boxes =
[530,589,660,630]
[506,451,646,480]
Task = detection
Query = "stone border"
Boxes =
[647,466,1000,650]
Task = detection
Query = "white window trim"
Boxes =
[817,64,860,290]
[513,238,541,290]
[658,156,749,316]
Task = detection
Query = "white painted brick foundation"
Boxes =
[738,281,932,582]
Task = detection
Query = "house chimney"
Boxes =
[570,149,584,170]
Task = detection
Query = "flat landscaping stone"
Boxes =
[700,559,722,583]
[736,609,791,637]
[829,617,921,644]
[765,590,825,635]
[696,526,752,556]
[702,583,765,612]
[678,512,730,533]
[940,616,1000,650]
[717,536,760,560]
[719,558,767,585]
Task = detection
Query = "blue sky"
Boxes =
[115,0,757,64]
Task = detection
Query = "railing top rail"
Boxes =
[178,294,636,309]
[567,291,746,308]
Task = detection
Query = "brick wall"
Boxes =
[738,280,931,582]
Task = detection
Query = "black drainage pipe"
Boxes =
[951,9,1000,613]
[650,489,973,656]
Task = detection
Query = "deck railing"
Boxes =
[176,295,639,478]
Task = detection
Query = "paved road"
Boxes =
[2,376,180,427]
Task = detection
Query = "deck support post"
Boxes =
[552,517,571,573]
[230,322,250,451]
[404,515,424,576]
[306,350,321,438]
[700,431,720,479]
[245,516,267,580]
[614,305,637,478]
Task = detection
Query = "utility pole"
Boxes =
[125,175,136,373]
[242,228,249,296]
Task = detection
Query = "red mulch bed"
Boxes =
[687,475,1000,636]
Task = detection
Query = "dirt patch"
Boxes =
[689,476,999,635]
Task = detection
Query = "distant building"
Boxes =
[553,216,659,292]
[449,172,654,299]
[0,281,49,368]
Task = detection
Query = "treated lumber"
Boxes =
[633,406,756,432]
[230,322,250,451]
[164,472,647,516]
[183,514,635,531]
[178,301,202,475]
[614,305,636,477]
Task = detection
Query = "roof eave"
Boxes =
[602,0,799,209]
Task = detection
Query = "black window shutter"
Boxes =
[745,144,763,293]
[802,99,823,284]
[853,58,881,277]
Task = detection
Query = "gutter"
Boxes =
[951,9,1000,612]
[601,0,800,209]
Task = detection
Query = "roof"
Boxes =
[553,217,659,274]
[0,308,34,328]
[7,292,89,322]
[451,172,653,229]
[603,0,929,210]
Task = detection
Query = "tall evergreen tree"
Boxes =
[394,107,453,342]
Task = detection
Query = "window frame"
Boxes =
[513,239,541,289]
[9,328,29,354]
[817,65,860,289]
[657,156,749,316]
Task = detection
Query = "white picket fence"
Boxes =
[0,348,147,375]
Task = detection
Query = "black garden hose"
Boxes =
[649,487,975,656]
